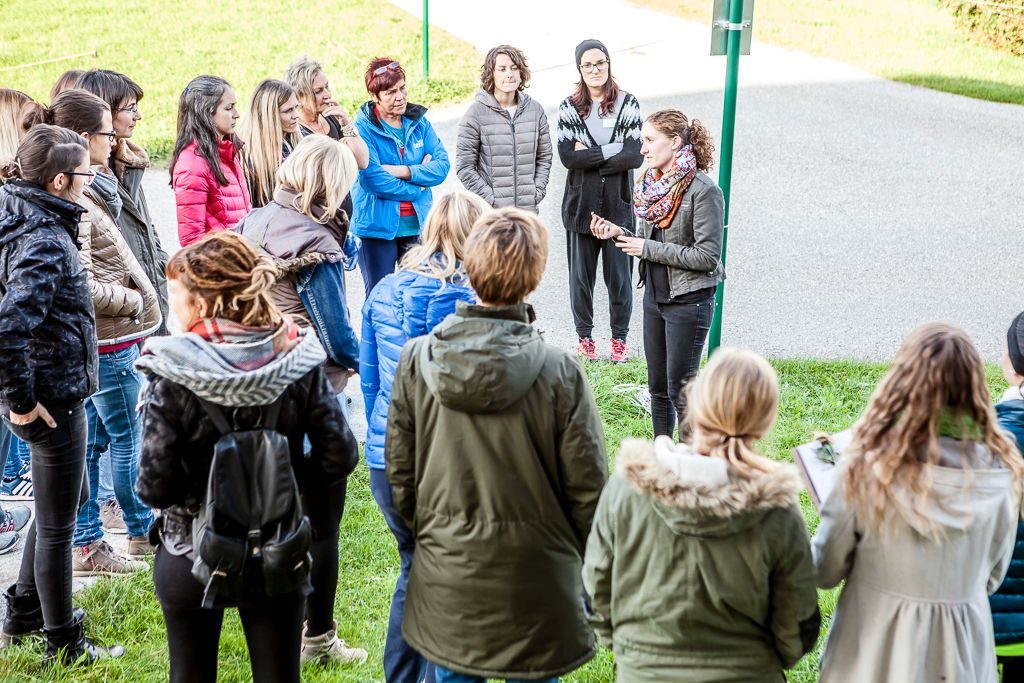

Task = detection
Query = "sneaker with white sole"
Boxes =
[610,338,629,363]
[300,621,368,666]
[72,540,147,577]
[0,531,18,556]
[0,506,31,534]
[99,500,127,535]
[576,337,598,362]
[0,473,33,501]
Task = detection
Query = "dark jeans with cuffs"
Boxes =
[369,468,434,683]
[6,404,88,630]
[154,548,304,683]
[643,294,714,438]
[358,235,419,297]
[566,230,634,340]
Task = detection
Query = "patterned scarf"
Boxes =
[632,145,697,229]
[135,316,326,406]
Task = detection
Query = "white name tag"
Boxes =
[413,140,424,148]
[602,118,615,128]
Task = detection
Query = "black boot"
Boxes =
[0,584,85,648]
[42,613,124,666]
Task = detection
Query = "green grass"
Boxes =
[0,0,479,162]
[0,358,1010,681]
[632,0,1024,105]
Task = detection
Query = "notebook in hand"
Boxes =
[793,429,853,510]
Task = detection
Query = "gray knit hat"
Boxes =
[1008,311,1024,375]
[575,39,610,70]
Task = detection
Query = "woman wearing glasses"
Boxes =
[456,45,552,212]
[0,124,123,664]
[352,58,450,295]
[557,39,643,364]
[34,90,159,576]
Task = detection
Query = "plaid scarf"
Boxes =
[633,145,697,229]
[136,316,326,406]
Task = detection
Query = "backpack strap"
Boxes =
[196,395,286,433]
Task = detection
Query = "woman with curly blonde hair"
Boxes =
[813,322,1024,683]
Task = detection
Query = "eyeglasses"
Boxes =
[579,59,610,72]
[91,131,117,142]
[118,104,139,114]
[63,170,96,185]
[372,61,401,77]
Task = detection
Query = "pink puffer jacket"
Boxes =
[172,139,252,247]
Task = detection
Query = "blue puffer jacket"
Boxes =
[359,257,474,470]
[351,101,450,240]
[992,391,1024,646]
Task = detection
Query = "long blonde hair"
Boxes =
[400,191,491,280]
[240,79,302,208]
[274,135,357,223]
[0,89,41,165]
[843,322,1024,537]
[687,348,780,477]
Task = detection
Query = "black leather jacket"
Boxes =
[137,365,359,552]
[0,181,97,414]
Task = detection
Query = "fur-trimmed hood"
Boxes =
[617,437,803,537]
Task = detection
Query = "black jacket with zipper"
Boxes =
[0,181,97,414]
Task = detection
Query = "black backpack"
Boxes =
[191,396,312,608]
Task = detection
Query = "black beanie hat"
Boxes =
[575,39,610,70]
[1008,311,1024,375]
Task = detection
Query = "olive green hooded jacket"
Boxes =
[583,438,821,682]
[386,302,608,679]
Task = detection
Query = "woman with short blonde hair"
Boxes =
[813,322,1024,682]
[235,134,366,667]
[240,79,302,208]
[0,89,41,165]
[359,190,490,681]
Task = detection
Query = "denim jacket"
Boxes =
[298,260,359,372]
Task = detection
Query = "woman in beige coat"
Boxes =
[813,322,1024,683]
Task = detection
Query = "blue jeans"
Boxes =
[3,426,28,478]
[369,468,434,683]
[73,345,154,544]
[434,667,557,683]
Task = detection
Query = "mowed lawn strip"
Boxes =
[632,0,1024,105]
[0,358,1009,681]
[0,0,480,162]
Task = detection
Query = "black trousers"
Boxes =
[643,294,714,438]
[154,548,304,683]
[566,230,634,340]
[7,404,88,630]
[302,478,347,636]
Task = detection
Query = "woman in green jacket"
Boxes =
[583,348,820,682]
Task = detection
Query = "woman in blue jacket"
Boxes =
[352,57,450,295]
[359,190,490,682]
[992,311,1024,677]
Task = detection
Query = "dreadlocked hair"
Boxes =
[842,322,1024,538]
[686,347,780,478]
[166,231,282,328]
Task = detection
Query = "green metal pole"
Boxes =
[707,0,744,355]
[422,0,430,82]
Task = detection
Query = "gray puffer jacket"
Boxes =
[456,89,552,212]
[639,171,726,298]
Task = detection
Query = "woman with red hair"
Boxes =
[351,58,450,295]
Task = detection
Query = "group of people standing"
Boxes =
[2,32,1022,683]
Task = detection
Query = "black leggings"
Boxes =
[154,548,304,683]
[643,295,714,438]
[8,404,88,630]
[302,478,348,636]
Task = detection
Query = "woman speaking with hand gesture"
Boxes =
[591,108,724,440]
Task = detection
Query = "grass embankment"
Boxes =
[0,358,1010,681]
[0,0,479,162]
[633,0,1024,105]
